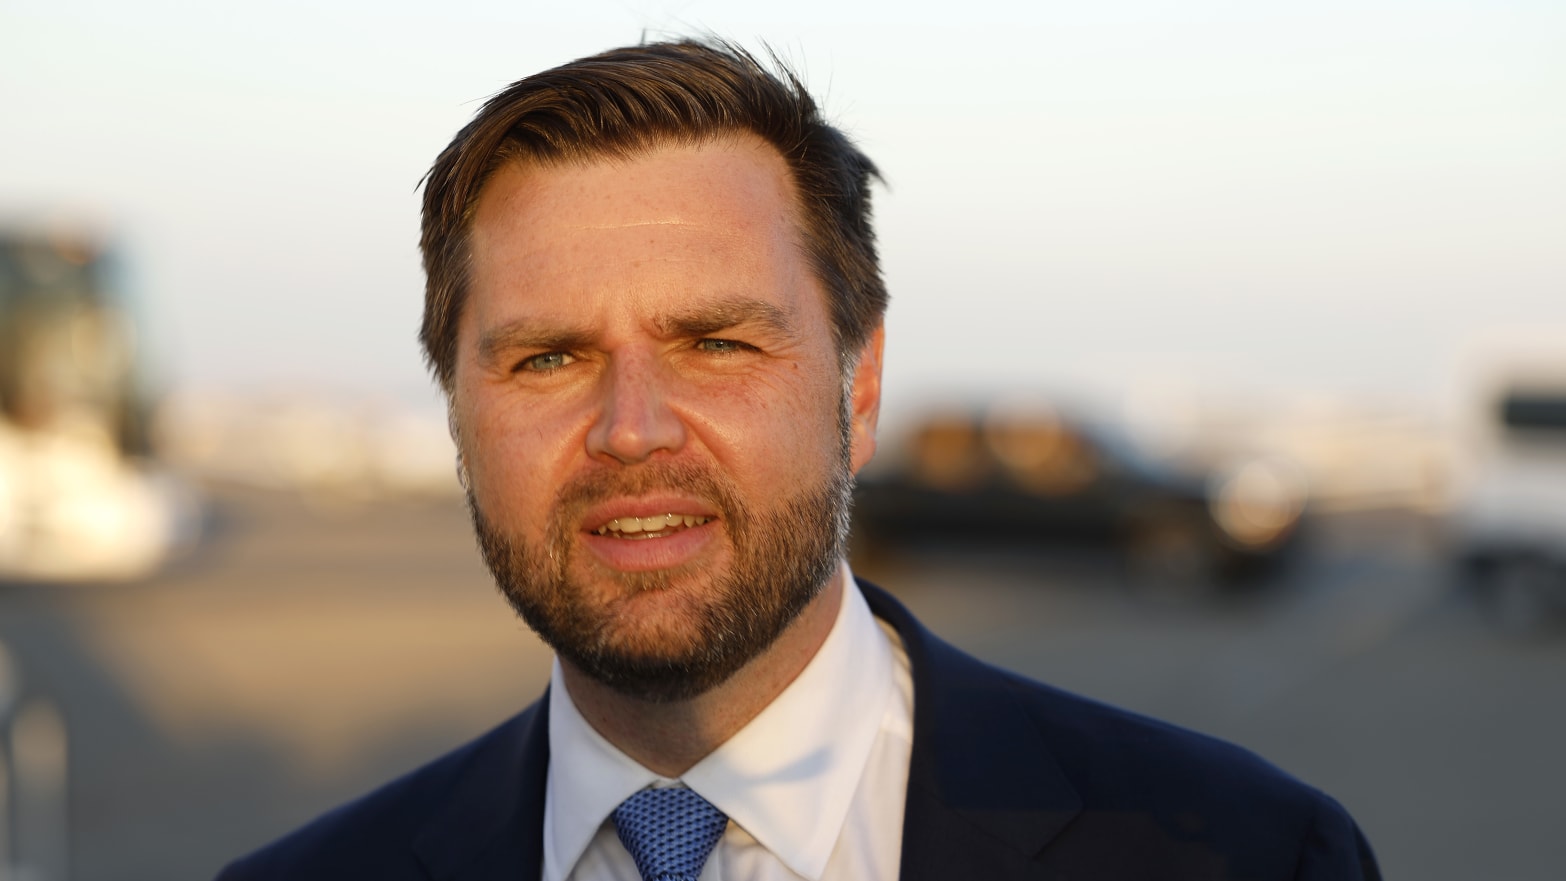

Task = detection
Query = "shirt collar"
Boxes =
[543,660,658,881]
[544,563,895,881]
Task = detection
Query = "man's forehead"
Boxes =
[470,136,801,242]
[464,139,814,307]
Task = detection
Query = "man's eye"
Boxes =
[519,351,575,372]
[696,339,747,354]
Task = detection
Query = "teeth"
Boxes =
[595,514,711,536]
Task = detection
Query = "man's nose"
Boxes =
[584,355,687,464]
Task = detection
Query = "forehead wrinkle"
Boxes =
[563,219,703,230]
[490,220,769,272]
[481,146,794,247]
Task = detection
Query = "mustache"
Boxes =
[552,460,744,527]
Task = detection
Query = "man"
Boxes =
[218,40,1380,881]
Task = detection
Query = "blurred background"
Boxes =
[1,1,1564,878]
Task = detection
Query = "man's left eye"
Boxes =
[519,351,576,372]
[696,339,746,353]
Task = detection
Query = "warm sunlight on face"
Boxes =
[449,136,883,699]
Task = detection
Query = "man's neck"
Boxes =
[559,574,845,778]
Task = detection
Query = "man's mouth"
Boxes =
[593,514,714,540]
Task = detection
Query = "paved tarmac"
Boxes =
[1,484,1562,881]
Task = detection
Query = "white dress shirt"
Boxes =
[543,562,915,881]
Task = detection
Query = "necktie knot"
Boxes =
[612,786,728,881]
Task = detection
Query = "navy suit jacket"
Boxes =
[218,580,1380,880]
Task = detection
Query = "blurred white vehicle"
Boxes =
[0,227,197,582]
[1451,381,1566,635]
[0,421,195,581]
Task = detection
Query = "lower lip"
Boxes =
[580,521,719,572]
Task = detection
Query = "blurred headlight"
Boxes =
[1210,458,1309,549]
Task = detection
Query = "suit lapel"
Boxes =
[859,580,1082,880]
[413,692,551,881]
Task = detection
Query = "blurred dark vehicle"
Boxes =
[851,405,1307,594]
[1453,387,1566,634]
[0,226,194,582]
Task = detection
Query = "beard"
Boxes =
[466,431,854,703]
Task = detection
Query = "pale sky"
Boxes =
[3,0,1562,426]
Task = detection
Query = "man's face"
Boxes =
[451,136,883,701]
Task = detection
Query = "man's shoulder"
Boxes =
[991,669,1376,875]
[995,658,1325,807]
[862,577,1318,795]
[214,702,546,881]
[861,578,1378,878]
[929,620,1323,805]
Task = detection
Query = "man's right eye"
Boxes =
[518,351,575,372]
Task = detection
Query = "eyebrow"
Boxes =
[653,298,797,340]
[476,297,799,367]
[476,323,595,368]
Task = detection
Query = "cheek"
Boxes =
[681,370,843,481]
[460,394,584,527]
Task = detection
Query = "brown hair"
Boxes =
[418,39,888,391]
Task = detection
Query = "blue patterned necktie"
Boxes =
[612,786,729,881]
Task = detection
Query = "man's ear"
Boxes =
[847,325,885,475]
